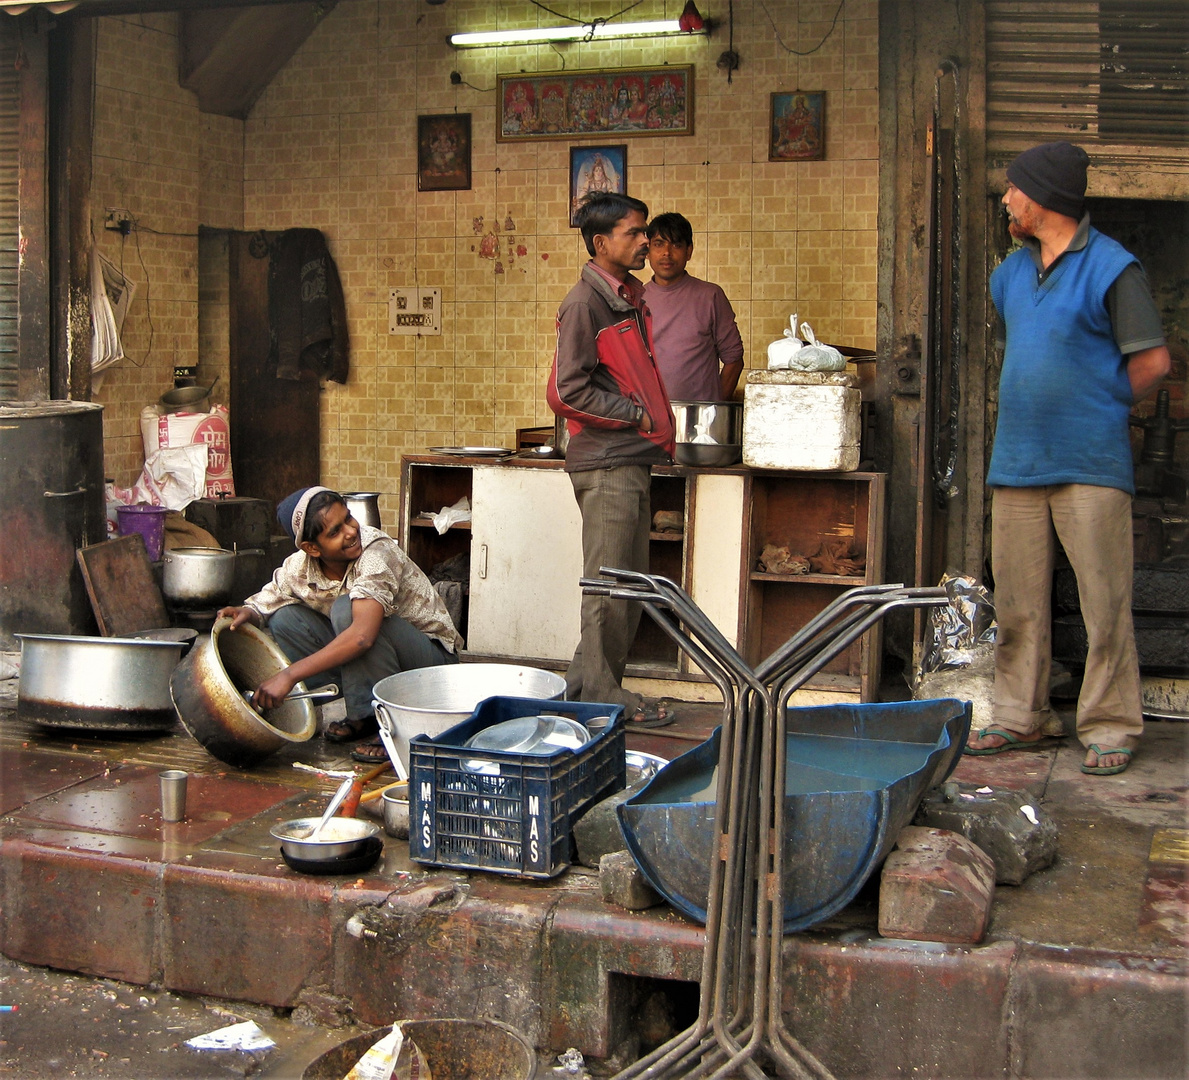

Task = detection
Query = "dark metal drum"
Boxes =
[0,401,106,649]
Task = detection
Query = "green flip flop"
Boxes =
[1080,744,1133,776]
[963,725,1056,756]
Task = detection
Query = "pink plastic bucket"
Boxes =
[116,504,169,562]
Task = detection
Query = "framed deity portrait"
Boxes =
[769,91,825,162]
[417,113,472,191]
[569,145,628,227]
[497,66,694,142]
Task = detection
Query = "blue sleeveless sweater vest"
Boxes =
[987,228,1138,493]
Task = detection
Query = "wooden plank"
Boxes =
[76,536,169,637]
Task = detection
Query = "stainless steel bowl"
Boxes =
[270,816,380,861]
[671,400,743,467]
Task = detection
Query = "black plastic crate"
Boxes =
[408,697,626,878]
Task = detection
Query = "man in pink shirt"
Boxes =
[644,213,744,401]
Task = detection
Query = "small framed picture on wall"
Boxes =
[769,91,825,162]
[569,145,627,227]
[417,113,472,191]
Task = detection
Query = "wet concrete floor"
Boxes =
[0,669,1186,1077]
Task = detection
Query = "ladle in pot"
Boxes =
[293,774,356,841]
[242,683,339,711]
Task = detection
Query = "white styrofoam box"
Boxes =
[743,369,861,471]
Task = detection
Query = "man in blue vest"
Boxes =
[966,142,1170,776]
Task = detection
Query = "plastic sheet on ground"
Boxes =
[184,1020,275,1051]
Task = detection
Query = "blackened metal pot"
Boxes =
[170,616,317,766]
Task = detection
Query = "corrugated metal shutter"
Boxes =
[987,1,1189,170]
[0,22,18,399]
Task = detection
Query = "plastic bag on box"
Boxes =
[918,570,997,677]
[794,321,846,371]
[766,315,848,372]
[766,313,803,369]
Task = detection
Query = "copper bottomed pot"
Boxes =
[170,616,317,766]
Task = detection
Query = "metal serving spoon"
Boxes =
[242,683,339,710]
[293,774,356,841]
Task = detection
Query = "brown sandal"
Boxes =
[324,715,378,744]
[350,736,390,764]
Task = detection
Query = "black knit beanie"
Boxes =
[1006,141,1089,219]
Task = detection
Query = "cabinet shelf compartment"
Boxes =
[743,471,886,700]
[400,459,475,635]
[626,473,688,673]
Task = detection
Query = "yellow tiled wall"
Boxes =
[91,12,243,487]
[92,0,879,514]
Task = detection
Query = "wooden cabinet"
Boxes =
[400,456,886,700]
[742,471,886,700]
[399,456,693,674]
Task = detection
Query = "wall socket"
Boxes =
[389,287,441,335]
[104,208,132,233]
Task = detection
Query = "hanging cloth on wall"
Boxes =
[267,228,350,383]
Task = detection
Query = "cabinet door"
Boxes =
[467,467,583,662]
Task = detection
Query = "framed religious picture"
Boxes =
[497,66,694,142]
[569,145,627,227]
[769,91,825,162]
[417,113,472,191]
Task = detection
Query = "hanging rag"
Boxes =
[90,248,134,373]
[267,228,350,383]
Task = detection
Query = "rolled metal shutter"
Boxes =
[986,1,1189,171]
[0,22,17,399]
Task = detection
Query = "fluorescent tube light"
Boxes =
[449,19,706,49]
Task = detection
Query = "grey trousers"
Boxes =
[566,464,652,710]
[268,595,456,723]
[991,484,1143,751]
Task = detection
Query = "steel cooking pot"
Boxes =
[16,632,187,732]
[342,492,382,529]
[671,400,743,467]
[162,547,237,609]
[170,616,318,766]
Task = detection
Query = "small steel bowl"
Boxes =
[381,784,410,839]
[270,817,380,862]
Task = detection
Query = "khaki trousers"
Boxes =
[991,484,1142,751]
[566,464,652,710]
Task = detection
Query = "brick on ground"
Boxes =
[878,826,996,944]
[599,850,664,911]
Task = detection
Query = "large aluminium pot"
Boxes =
[170,616,317,766]
[373,663,566,777]
[671,400,743,467]
[162,547,237,609]
[16,632,187,732]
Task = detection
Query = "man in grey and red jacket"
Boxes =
[547,192,677,727]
